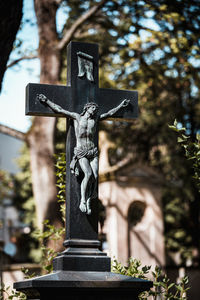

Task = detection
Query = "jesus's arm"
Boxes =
[100,99,130,120]
[37,94,78,119]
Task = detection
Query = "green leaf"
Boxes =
[168,124,179,132]
[175,284,183,292]
[178,137,185,143]
[196,132,200,141]
[168,283,175,289]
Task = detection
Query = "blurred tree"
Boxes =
[100,0,200,265]
[0,170,12,203]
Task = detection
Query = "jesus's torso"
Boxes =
[74,115,98,149]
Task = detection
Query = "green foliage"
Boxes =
[11,144,38,262]
[0,172,11,230]
[94,1,200,265]
[0,170,12,233]
[0,153,67,298]
[55,153,66,222]
[13,144,34,214]
[0,170,13,201]
[112,257,151,279]
[30,153,66,272]
[163,186,194,264]
[165,121,200,264]
[0,150,38,263]
[0,284,26,300]
[169,120,200,192]
[21,267,36,279]
[113,258,190,300]
[32,219,65,273]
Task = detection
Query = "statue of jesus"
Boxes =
[37,94,130,215]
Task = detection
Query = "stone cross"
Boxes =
[26,41,138,270]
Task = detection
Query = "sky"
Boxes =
[0,0,70,133]
[0,0,39,133]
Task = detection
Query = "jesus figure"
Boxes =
[37,94,130,215]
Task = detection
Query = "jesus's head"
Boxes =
[81,102,99,116]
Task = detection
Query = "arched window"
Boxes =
[128,201,146,227]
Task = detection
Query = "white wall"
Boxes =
[0,133,23,174]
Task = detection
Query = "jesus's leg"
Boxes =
[86,157,98,214]
[78,157,92,213]
[90,156,98,198]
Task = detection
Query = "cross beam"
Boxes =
[26,84,138,120]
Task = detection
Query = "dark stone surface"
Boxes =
[25,83,71,116]
[53,255,111,272]
[66,42,99,112]
[14,271,152,300]
[98,88,138,120]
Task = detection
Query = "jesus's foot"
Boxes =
[86,198,91,215]
[79,201,87,213]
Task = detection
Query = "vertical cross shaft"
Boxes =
[64,42,100,249]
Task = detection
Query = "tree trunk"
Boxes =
[27,0,61,229]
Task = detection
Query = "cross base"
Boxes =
[14,271,152,300]
[53,255,110,272]
[53,238,110,272]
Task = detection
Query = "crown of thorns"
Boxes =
[81,102,99,115]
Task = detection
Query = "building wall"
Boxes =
[0,132,23,257]
[99,176,165,267]
[0,133,23,174]
[0,132,23,174]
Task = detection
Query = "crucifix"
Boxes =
[26,41,138,271]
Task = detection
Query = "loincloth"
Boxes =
[70,146,98,176]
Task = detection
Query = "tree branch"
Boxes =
[99,153,133,183]
[57,0,108,50]
[0,124,25,141]
[6,55,38,69]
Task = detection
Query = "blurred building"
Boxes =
[0,131,23,174]
[98,131,200,299]
[0,128,40,289]
[99,164,165,267]
[0,130,24,258]
[99,131,165,267]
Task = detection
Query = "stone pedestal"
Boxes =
[14,270,152,300]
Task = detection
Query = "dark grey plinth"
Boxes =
[53,255,111,272]
[14,271,152,300]
[53,238,111,272]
